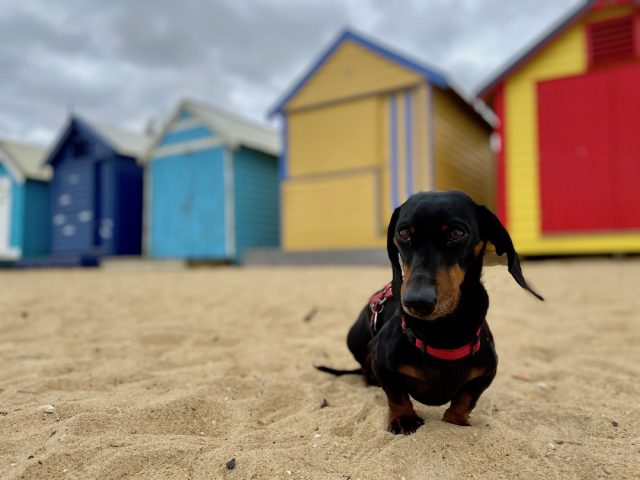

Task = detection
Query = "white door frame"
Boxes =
[0,177,19,259]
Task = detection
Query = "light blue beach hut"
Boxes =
[0,139,50,261]
[143,99,280,262]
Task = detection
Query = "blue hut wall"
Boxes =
[22,180,50,257]
[232,147,280,261]
[49,120,143,257]
[149,146,227,259]
[0,164,50,258]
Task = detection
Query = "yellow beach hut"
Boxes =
[270,29,494,252]
[478,0,640,255]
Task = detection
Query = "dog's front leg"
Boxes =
[443,372,495,426]
[373,362,424,434]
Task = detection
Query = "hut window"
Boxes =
[587,15,637,68]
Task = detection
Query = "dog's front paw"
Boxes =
[442,409,470,426]
[388,414,424,435]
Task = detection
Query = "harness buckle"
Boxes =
[369,283,394,334]
[370,301,385,333]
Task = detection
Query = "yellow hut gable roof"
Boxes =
[270,29,455,115]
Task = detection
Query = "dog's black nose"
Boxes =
[402,286,437,316]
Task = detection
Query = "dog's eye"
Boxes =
[398,229,411,241]
[448,229,466,242]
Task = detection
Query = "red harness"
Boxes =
[368,282,482,361]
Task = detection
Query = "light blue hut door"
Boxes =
[150,147,226,258]
[150,151,197,257]
[0,177,11,255]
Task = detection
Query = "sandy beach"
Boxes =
[0,259,639,479]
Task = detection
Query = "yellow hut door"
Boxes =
[284,96,390,250]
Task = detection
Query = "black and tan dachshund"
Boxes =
[317,190,543,434]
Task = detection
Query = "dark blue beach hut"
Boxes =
[42,116,149,264]
[143,99,280,262]
[0,139,50,261]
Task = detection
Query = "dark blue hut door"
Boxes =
[52,161,98,254]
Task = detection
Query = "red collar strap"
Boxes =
[369,282,394,333]
[401,317,482,361]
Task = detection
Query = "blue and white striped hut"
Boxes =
[143,99,280,262]
[0,139,50,261]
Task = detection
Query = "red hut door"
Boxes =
[537,63,640,233]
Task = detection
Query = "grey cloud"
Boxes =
[0,0,584,145]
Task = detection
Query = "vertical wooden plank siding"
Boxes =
[388,88,427,208]
[378,95,392,232]
[427,84,436,191]
[389,94,400,209]
[411,83,431,194]
[404,90,414,198]
[232,147,280,261]
[395,91,407,205]
[23,180,50,258]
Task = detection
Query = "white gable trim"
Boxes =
[0,151,25,184]
[167,117,208,134]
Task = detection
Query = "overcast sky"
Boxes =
[2,0,582,146]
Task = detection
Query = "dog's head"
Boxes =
[387,191,543,321]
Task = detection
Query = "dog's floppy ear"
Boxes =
[477,206,543,301]
[387,206,402,280]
